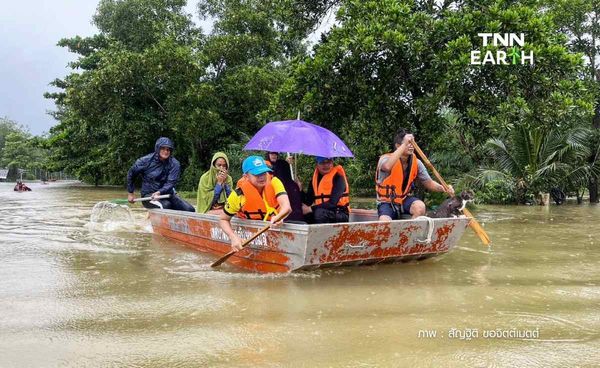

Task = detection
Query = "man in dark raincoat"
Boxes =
[126,137,195,212]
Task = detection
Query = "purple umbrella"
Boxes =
[243,120,354,158]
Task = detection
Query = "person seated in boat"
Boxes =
[376,129,453,220]
[264,152,304,222]
[265,152,280,169]
[301,157,350,224]
[197,152,233,214]
[219,156,291,251]
[127,137,195,212]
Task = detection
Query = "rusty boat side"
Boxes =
[148,208,470,273]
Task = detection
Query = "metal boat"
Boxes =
[149,208,470,273]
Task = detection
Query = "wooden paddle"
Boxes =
[211,224,271,268]
[411,140,491,246]
[110,194,170,205]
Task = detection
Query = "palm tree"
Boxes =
[474,125,599,204]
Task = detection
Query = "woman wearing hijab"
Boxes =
[197,152,234,214]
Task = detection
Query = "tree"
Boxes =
[475,125,599,203]
[47,0,207,187]
[46,0,314,189]
[549,0,600,202]
[0,131,50,180]
[47,0,595,200]
[0,117,28,160]
[264,0,593,196]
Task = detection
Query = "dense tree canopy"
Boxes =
[47,0,302,188]
[45,0,599,204]
[548,0,600,202]
[265,0,594,199]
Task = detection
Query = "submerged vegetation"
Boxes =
[28,0,600,204]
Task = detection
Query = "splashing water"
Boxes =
[87,201,150,232]
[90,201,134,223]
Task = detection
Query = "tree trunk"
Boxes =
[589,178,599,204]
[590,70,600,203]
[589,102,600,203]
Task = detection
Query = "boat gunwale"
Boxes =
[149,208,472,229]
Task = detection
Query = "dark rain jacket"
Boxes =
[127,137,181,196]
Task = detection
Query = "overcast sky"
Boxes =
[0,1,333,137]
[0,1,201,136]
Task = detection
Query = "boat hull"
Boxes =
[149,209,470,273]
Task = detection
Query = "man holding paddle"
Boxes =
[219,156,291,251]
[376,129,454,220]
[127,137,195,212]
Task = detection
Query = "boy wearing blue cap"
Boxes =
[219,156,291,251]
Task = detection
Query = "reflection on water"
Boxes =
[1,182,599,367]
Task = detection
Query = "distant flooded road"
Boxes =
[1,182,599,367]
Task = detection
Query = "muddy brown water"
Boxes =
[1,182,599,367]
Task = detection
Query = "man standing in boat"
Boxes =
[219,156,291,251]
[127,137,195,212]
[376,129,454,220]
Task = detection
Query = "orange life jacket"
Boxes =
[236,176,280,220]
[311,165,350,207]
[375,153,419,204]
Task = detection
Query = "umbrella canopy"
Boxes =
[243,120,354,158]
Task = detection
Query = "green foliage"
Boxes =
[94,0,200,50]
[265,0,593,202]
[0,117,24,159]
[198,0,339,57]
[474,125,599,203]
[1,132,33,170]
[47,0,307,189]
[475,180,516,205]
[47,0,204,186]
[0,118,51,179]
[46,0,598,205]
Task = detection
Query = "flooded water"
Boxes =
[1,182,599,367]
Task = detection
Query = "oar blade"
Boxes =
[210,250,236,268]
[211,224,271,268]
[109,199,129,205]
[462,208,491,245]
[412,139,492,246]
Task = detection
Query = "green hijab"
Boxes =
[196,152,234,213]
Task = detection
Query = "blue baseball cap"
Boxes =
[316,156,332,164]
[242,156,272,175]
